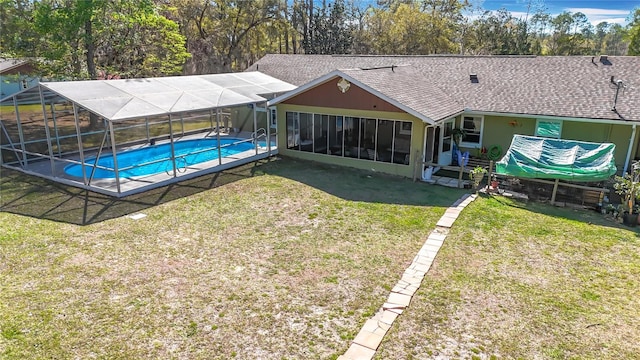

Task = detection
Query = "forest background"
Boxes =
[1,0,639,80]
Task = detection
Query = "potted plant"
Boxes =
[613,169,640,226]
[490,174,499,190]
[469,166,487,193]
[451,128,466,147]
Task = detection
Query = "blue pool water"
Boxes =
[64,138,264,179]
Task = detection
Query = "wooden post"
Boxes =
[413,150,424,182]
[488,160,494,191]
[551,178,560,204]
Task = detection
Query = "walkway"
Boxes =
[338,193,478,360]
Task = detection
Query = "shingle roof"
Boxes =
[341,68,462,122]
[0,58,31,74]
[249,55,640,122]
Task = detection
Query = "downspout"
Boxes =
[623,124,636,174]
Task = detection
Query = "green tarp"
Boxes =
[495,135,617,182]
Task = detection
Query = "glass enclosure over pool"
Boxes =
[0,73,293,197]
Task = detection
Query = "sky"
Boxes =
[476,0,638,25]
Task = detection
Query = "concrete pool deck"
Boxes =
[338,193,478,360]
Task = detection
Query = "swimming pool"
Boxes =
[64,138,265,179]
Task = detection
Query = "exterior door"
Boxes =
[438,119,454,165]
[424,125,436,164]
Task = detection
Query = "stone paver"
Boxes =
[353,329,385,350]
[342,343,377,360]
[435,216,456,228]
[337,192,478,360]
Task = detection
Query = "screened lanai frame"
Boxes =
[0,72,296,197]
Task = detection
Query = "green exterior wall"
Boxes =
[456,115,537,159]
[563,122,634,170]
[275,104,425,178]
[273,101,638,177]
[456,114,636,172]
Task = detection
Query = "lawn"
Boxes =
[377,196,640,359]
[1,158,638,359]
[0,158,464,359]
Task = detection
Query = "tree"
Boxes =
[99,1,190,77]
[627,8,640,55]
[0,0,40,57]
[306,0,354,54]
[466,8,526,54]
[171,0,279,73]
[32,0,189,79]
[604,24,628,55]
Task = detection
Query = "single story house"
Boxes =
[0,58,39,98]
[247,55,640,179]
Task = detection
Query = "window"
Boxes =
[285,111,412,165]
[460,115,483,147]
[535,119,562,139]
[269,107,277,128]
[286,112,299,149]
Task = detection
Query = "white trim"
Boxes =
[269,107,277,128]
[268,70,437,125]
[459,114,484,148]
[438,118,455,166]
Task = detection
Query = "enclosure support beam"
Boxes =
[108,121,122,194]
[180,114,185,137]
[253,104,258,155]
[266,103,272,156]
[39,86,56,177]
[72,103,88,185]
[145,117,150,143]
[13,95,27,167]
[216,108,222,166]
[168,114,178,178]
[51,103,62,157]
[0,118,23,167]
[209,109,215,131]
[88,130,109,186]
[623,124,636,174]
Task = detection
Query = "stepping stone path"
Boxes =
[338,193,478,360]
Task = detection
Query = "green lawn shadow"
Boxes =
[1,157,467,225]
[0,161,261,225]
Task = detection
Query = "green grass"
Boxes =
[1,158,638,359]
[375,195,640,360]
[0,158,463,359]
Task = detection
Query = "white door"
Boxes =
[423,125,436,163]
[438,119,454,165]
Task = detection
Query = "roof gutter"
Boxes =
[463,110,636,125]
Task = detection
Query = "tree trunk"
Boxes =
[283,0,290,53]
[85,18,96,79]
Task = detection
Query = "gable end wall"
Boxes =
[282,77,404,113]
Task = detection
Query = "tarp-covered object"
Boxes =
[495,135,616,181]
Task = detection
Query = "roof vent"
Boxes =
[600,55,611,65]
[469,73,479,83]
